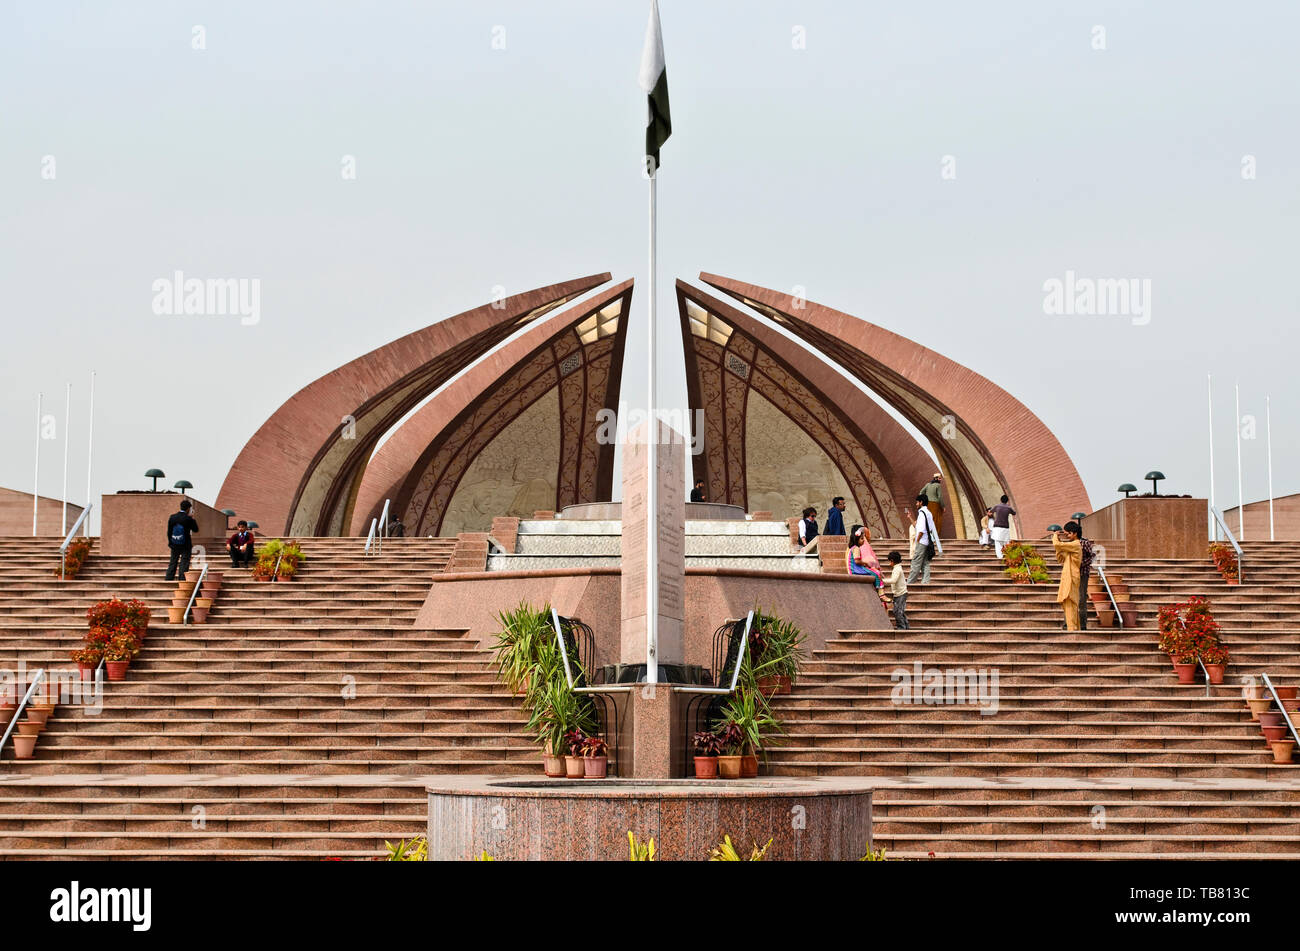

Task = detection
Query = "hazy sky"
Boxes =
[2,1,1296,535]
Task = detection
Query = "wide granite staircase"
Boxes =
[768,537,1300,858]
[0,535,535,859]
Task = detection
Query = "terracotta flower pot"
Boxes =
[255,575,273,582]
[25,705,52,725]
[740,754,759,778]
[541,754,565,777]
[1271,740,1294,764]
[1204,663,1225,685]
[184,569,203,582]
[166,607,184,624]
[15,720,43,737]
[196,598,214,609]
[200,585,220,600]
[1259,712,1284,729]
[1226,579,1240,585]
[1096,609,1116,628]
[204,572,224,586]
[583,756,608,779]
[1262,724,1288,743]
[778,675,792,695]
[1173,663,1196,685]
[105,660,129,682]
[1247,698,1274,720]
[190,607,208,624]
[564,755,585,779]
[757,676,780,697]
[718,755,742,779]
[77,664,94,680]
[1276,687,1298,702]
[176,581,196,595]
[694,756,719,779]
[1119,609,1137,627]
[12,734,37,759]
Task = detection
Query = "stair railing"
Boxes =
[552,609,631,777]
[1093,563,1122,618]
[183,562,208,625]
[377,499,391,555]
[1210,505,1245,583]
[1261,673,1300,746]
[58,503,94,580]
[365,517,378,555]
[0,670,45,761]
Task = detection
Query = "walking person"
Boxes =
[1049,521,1084,631]
[906,497,942,584]
[919,473,945,535]
[989,494,1016,559]
[165,499,200,581]
[885,550,909,629]
[823,496,847,536]
[1078,526,1096,631]
[690,478,706,503]
[797,507,819,547]
[905,507,918,560]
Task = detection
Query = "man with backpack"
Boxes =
[165,499,200,580]
[906,496,942,585]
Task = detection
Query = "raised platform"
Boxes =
[560,501,747,521]
[427,775,874,861]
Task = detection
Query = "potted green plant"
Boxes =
[716,723,743,779]
[490,603,554,697]
[563,728,587,779]
[750,610,805,695]
[720,673,783,778]
[692,730,723,779]
[527,679,596,778]
[580,735,609,779]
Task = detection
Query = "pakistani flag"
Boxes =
[638,0,671,171]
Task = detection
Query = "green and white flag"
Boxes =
[638,0,671,171]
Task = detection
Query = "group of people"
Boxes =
[161,499,260,580]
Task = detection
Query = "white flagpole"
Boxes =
[646,165,659,685]
[1266,395,1274,541]
[61,382,71,536]
[85,371,96,537]
[1235,382,1244,540]
[1207,374,1215,540]
[32,393,42,536]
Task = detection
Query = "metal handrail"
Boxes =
[271,549,285,580]
[378,499,391,555]
[1261,673,1300,746]
[552,609,633,695]
[1,670,45,760]
[58,503,94,580]
[365,517,378,555]
[1093,563,1122,618]
[1210,505,1245,583]
[676,611,754,696]
[183,562,208,625]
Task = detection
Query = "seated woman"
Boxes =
[846,524,883,589]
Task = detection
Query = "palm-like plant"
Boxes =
[716,686,781,758]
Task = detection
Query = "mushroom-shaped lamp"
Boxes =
[1118,483,1137,499]
[145,468,166,492]
[1144,471,1165,496]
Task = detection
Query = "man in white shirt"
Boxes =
[906,496,942,584]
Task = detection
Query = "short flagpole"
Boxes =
[85,371,96,537]
[1207,374,1215,540]
[61,381,71,536]
[1266,395,1274,542]
[1235,382,1244,540]
[32,393,42,536]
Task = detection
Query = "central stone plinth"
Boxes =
[427,775,875,861]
